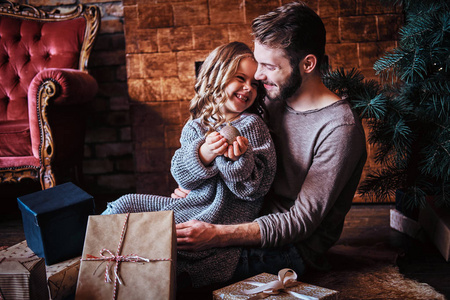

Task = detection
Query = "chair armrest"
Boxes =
[27,68,98,159]
[27,68,98,107]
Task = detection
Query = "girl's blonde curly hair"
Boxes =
[189,42,267,134]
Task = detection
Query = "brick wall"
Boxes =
[123,0,403,199]
[23,0,403,203]
[83,1,134,203]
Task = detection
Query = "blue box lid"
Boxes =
[17,182,93,218]
[17,182,95,265]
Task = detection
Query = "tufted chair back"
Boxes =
[0,17,86,122]
[0,2,100,190]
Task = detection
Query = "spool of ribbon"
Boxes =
[82,213,172,300]
[241,268,319,300]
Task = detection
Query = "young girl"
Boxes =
[102,42,276,288]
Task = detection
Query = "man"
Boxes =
[174,1,367,282]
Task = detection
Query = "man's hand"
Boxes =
[176,220,220,251]
[171,186,190,199]
[176,220,261,251]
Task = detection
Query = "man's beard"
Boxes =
[267,66,302,102]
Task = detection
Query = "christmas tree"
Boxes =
[324,0,450,209]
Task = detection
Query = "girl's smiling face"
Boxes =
[222,57,259,121]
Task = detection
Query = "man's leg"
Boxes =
[231,244,305,282]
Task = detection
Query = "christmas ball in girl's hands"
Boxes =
[219,124,241,145]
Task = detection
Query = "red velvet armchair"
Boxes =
[0,1,100,189]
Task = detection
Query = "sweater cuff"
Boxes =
[215,145,255,182]
[255,217,271,248]
[183,138,218,179]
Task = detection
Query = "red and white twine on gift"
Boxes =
[82,213,172,300]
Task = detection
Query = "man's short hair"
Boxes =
[251,1,326,68]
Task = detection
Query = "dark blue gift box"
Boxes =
[17,182,95,265]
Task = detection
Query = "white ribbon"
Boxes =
[241,269,319,300]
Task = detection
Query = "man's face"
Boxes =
[253,41,302,102]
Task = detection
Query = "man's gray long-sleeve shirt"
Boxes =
[256,99,367,270]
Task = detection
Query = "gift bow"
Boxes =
[241,269,319,300]
[85,249,151,285]
[82,213,172,300]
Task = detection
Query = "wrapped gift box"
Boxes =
[46,254,80,300]
[419,201,450,261]
[17,182,95,265]
[0,254,49,300]
[390,209,425,240]
[75,211,176,300]
[0,240,81,300]
[213,271,339,300]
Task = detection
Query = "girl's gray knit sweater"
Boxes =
[103,112,276,287]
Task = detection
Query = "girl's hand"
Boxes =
[224,136,249,161]
[199,132,228,165]
[171,186,190,198]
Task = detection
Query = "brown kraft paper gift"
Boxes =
[75,211,176,300]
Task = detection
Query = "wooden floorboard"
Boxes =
[341,204,450,298]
